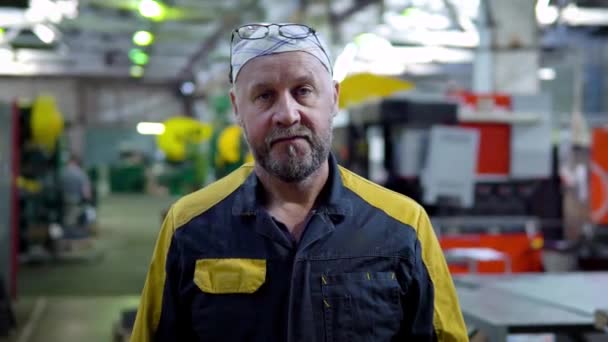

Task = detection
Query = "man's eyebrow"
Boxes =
[246,73,318,93]
[248,82,272,93]
[292,74,316,84]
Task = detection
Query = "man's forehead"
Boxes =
[237,51,328,87]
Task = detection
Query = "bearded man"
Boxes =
[131,23,466,342]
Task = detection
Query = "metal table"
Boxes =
[597,308,608,333]
[444,247,512,274]
[455,272,608,341]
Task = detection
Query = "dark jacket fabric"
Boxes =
[131,155,467,342]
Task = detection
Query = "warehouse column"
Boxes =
[69,80,88,159]
[474,0,539,94]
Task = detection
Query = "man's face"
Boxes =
[230,51,339,183]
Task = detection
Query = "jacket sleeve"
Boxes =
[414,206,468,341]
[397,235,436,340]
[130,206,192,341]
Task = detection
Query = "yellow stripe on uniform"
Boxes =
[338,166,468,342]
[130,164,255,341]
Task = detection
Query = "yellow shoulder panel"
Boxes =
[130,163,255,341]
[338,166,421,226]
[339,166,468,341]
[130,205,176,342]
[172,163,255,228]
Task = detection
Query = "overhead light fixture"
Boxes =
[333,43,358,82]
[133,30,154,46]
[128,48,149,65]
[32,24,56,44]
[130,65,144,78]
[138,0,165,20]
[387,29,479,48]
[388,9,451,30]
[536,0,558,25]
[26,0,59,23]
[137,122,165,135]
[354,33,393,61]
[560,4,608,26]
[179,81,195,95]
[57,0,79,20]
[538,67,556,81]
[0,48,14,60]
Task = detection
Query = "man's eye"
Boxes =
[255,92,273,102]
[296,87,313,97]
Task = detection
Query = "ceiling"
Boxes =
[1,0,608,90]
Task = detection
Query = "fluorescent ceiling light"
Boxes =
[536,0,559,25]
[333,43,358,82]
[57,0,78,20]
[561,5,608,26]
[350,60,406,76]
[387,29,479,48]
[137,122,165,135]
[0,48,14,60]
[32,24,56,44]
[180,81,195,95]
[133,30,154,46]
[129,48,149,65]
[26,0,60,22]
[460,0,480,18]
[385,10,451,31]
[139,0,165,20]
[538,67,556,80]
[130,65,144,78]
[355,33,393,61]
[391,46,473,64]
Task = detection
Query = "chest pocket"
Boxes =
[320,272,403,342]
[193,258,266,294]
[191,258,267,341]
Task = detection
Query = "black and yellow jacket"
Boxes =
[131,154,467,341]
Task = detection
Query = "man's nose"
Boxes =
[272,92,300,126]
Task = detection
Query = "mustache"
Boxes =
[265,126,312,146]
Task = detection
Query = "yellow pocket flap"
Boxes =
[194,258,266,294]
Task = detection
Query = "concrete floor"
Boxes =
[2,194,175,342]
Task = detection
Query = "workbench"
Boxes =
[455,272,608,341]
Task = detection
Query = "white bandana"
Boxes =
[230,24,332,83]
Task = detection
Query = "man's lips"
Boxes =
[270,136,308,146]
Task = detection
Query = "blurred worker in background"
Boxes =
[60,154,92,230]
[132,22,467,341]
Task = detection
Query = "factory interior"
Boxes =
[1,0,608,341]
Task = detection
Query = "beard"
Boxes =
[244,122,332,183]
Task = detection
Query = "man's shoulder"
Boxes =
[170,163,255,229]
[338,166,424,230]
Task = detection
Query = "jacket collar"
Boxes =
[231,153,352,219]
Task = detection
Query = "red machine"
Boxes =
[591,127,608,225]
[440,233,544,274]
[343,93,559,274]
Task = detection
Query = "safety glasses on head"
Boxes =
[229,23,332,83]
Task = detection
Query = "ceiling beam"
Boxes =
[175,14,239,81]
[329,0,381,25]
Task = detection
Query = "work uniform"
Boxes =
[60,162,90,229]
[131,155,467,341]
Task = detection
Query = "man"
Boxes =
[60,155,92,229]
[131,23,467,341]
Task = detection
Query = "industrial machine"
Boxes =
[342,93,562,274]
[13,96,99,263]
[0,101,17,336]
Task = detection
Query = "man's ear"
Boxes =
[230,88,240,123]
[332,80,340,116]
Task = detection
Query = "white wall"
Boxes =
[0,77,79,121]
[0,77,184,158]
